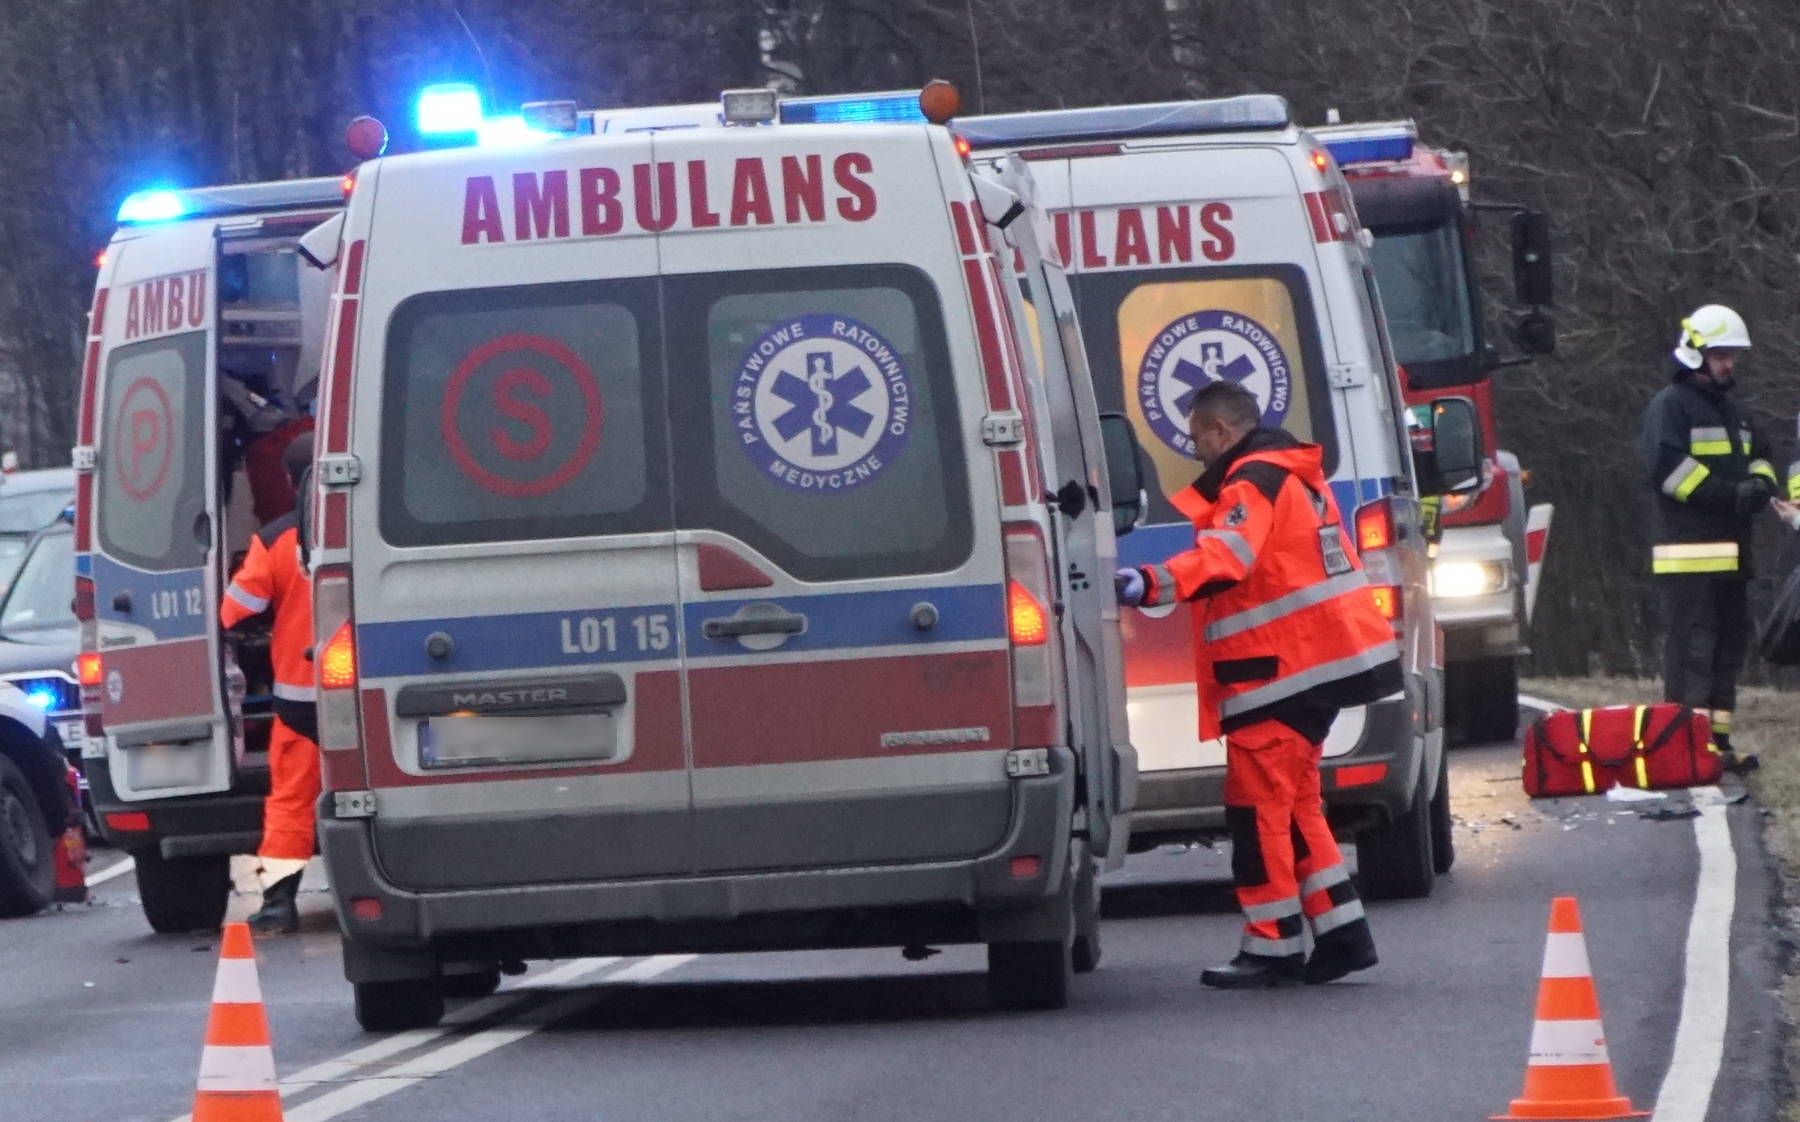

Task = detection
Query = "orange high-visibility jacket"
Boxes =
[1138,429,1402,740]
[221,512,316,738]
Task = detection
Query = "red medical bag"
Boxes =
[1521,704,1721,798]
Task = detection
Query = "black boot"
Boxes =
[1201,953,1305,989]
[248,872,302,935]
[1715,733,1760,774]
[1305,919,1379,984]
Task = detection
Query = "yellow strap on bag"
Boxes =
[1577,710,1596,794]
[1631,706,1650,789]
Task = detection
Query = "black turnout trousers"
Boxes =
[1660,575,1750,718]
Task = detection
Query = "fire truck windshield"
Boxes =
[1367,219,1478,377]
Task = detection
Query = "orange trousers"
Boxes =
[259,717,321,863]
[1222,718,1366,958]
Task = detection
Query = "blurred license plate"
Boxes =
[420,713,615,769]
[126,742,209,789]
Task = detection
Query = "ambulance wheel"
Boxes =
[132,848,230,934]
[1356,769,1435,901]
[0,755,54,918]
[1071,850,1102,974]
[442,966,503,1000]
[1456,657,1519,745]
[355,977,446,1032]
[1429,757,1456,875]
[988,940,1071,1011]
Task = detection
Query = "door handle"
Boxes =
[702,612,806,639]
[112,591,132,614]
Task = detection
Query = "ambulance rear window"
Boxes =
[96,331,210,572]
[664,264,972,582]
[1070,264,1333,526]
[379,278,668,546]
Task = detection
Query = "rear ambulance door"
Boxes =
[1057,146,1337,775]
[91,221,232,798]
[654,126,1016,874]
[349,140,690,890]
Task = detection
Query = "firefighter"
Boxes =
[220,432,318,934]
[1640,304,1776,774]
[1116,381,1402,988]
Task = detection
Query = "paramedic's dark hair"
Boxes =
[1187,381,1261,432]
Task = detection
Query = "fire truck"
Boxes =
[1312,118,1555,743]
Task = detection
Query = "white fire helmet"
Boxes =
[1673,304,1752,369]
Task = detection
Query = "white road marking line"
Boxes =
[1650,797,1736,1122]
[280,955,694,1122]
[85,856,135,885]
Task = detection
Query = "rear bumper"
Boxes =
[87,756,268,858]
[1125,696,1426,847]
[321,762,1077,963]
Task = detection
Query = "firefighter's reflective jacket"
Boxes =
[1639,369,1776,577]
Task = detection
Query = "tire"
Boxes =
[355,977,446,1032]
[442,967,502,1000]
[0,755,55,917]
[1429,756,1455,875]
[1457,657,1519,745]
[987,940,1071,1011]
[1357,767,1435,901]
[1070,849,1102,975]
[133,848,231,934]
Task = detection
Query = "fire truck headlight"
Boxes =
[117,190,188,224]
[1430,560,1512,599]
[417,83,484,137]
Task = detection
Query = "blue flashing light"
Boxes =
[116,190,189,225]
[24,688,56,710]
[780,92,926,125]
[1320,134,1415,166]
[476,114,556,148]
[417,83,484,137]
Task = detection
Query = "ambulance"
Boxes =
[304,84,1138,1028]
[959,95,1482,899]
[76,177,346,933]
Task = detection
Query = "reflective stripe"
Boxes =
[1241,932,1306,957]
[1309,899,1366,936]
[1631,706,1649,788]
[211,958,263,1004]
[1144,563,1176,607]
[1243,897,1303,923]
[1787,463,1800,501]
[196,1044,278,1092]
[1205,571,1369,643]
[224,583,270,614]
[1661,457,1710,500]
[1652,542,1739,574]
[1688,427,1732,456]
[1527,1019,1611,1067]
[1711,710,1732,734]
[1198,528,1256,569]
[1750,459,1777,484]
[1298,863,1351,898]
[1541,931,1592,979]
[273,681,317,702]
[1218,641,1401,718]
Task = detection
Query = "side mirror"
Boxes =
[1511,210,1553,307]
[1098,413,1147,537]
[1409,397,1484,496]
[1514,309,1556,356]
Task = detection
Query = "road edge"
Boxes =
[1709,799,1785,1122]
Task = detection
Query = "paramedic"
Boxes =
[220,433,318,934]
[1639,304,1776,774]
[1116,381,1401,989]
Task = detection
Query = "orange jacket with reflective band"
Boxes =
[1138,429,1401,740]
[220,513,315,709]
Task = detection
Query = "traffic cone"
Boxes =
[191,922,284,1122]
[51,823,86,904]
[1492,897,1647,1120]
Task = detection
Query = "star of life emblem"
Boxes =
[733,314,913,493]
[1137,310,1294,457]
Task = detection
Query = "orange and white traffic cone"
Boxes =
[1492,896,1648,1120]
[191,922,284,1122]
[51,823,86,904]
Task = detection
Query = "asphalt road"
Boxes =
[0,739,1779,1122]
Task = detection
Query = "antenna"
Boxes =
[451,5,496,109]
[964,0,986,115]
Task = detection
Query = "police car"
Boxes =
[303,83,1139,1028]
[76,175,346,933]
[960,96,1481,898]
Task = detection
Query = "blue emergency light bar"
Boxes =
[417,83,484,137]
[779,91,926,125]
[1319,133,1415,165]
[956,94,1290,150]
[476,114,557,147]
[116,177,347,226]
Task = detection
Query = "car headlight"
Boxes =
[1430,560,1512,598]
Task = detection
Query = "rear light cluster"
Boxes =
[1004,524,1060,748]
[313,564,361,753]
[74,580,103,735]
[1353,497,1404,629]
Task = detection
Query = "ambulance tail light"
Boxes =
[1004,524,1059,748]
[1354,498,1395,554]
[76,651,101,688]
[314,565,361,753]
[1370,585,1402,622]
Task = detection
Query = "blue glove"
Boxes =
[1115,567,1146,607]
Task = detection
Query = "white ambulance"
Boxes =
[960,95,1481,899]
[77,177,346,933]
[304,86,1139,1028]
